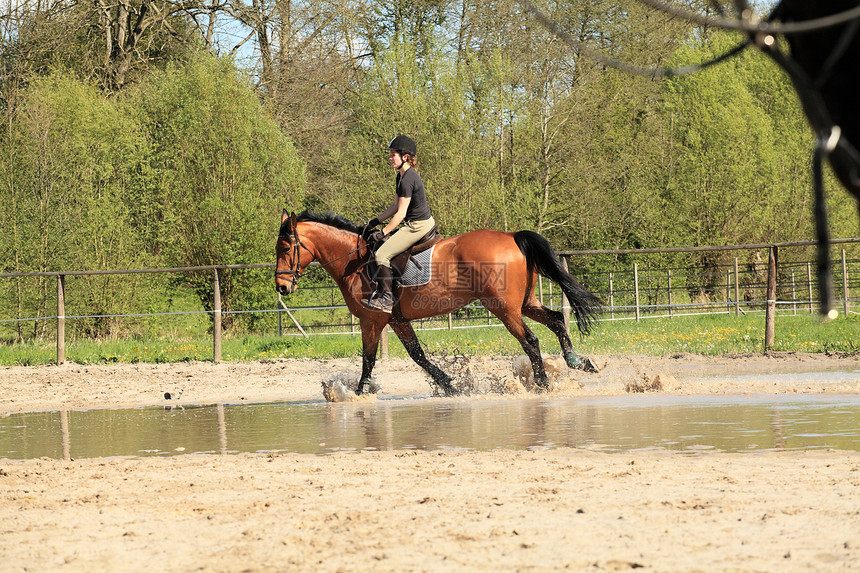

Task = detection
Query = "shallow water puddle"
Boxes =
[2,393,860,460]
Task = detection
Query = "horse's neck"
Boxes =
[304,224,361,281]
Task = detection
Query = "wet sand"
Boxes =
[2,351,859,413]
[2,353,860,572]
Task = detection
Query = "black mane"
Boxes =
[285,210,364,235]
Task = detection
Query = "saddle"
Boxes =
[367,225,443,282]
[389,225,442,276]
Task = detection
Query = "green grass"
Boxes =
[578,312,860,355]
[409,312,860,357]
[0,312,858,366]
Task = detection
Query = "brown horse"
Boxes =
[275,210,602,395]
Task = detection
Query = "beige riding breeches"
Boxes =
[374,217,436,268]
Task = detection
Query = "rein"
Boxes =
[752,4,860,317]
[274,229,370,283]
[522,1,860,80]
[526,0,860,316]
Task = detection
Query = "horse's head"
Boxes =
[275,209,313,296]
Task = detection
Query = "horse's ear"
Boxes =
[281,209,290,225]
[289,212,298,227]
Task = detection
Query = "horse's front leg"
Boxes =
[388,320,459,396]
[357,316,388,395]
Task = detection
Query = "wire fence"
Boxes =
[1,239,859,363]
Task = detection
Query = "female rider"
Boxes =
[364,135,436,313]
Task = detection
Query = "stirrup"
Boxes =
[367,295,393,313]
[363,290,388,310]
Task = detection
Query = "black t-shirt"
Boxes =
[396,169,432,222]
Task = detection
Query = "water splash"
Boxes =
[321,370,379,402]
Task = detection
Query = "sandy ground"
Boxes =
[2,352,860,572]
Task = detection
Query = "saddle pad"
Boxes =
[398,246,435,287]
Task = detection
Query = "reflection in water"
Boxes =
[60,409,70,461]
[216,403,227,455]
[1,394,859,460]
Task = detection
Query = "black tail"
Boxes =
[514,230,602,336]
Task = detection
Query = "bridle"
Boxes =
[274,225,373,288]
[274,230,313,290]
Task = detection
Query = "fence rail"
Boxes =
[2,239,858,364]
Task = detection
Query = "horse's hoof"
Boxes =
[355,379,371,395]
[566,352,599,373]
[564,351,581,369]
[434,377,460,397]
[534,376,551,392]
[579,357,599,373]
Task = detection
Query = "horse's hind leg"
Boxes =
[490,305,549,389]
[523,304,574,359]
[523,304,598,372]
[389,320,459,396]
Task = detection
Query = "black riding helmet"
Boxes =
[387,135,417,157]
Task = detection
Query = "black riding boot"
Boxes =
[367,265,394,313]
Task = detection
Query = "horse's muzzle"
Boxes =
[276,282,296,296]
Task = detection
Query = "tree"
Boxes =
[1,0,203,93]
[0,72,158,338]
[129,54,306,329]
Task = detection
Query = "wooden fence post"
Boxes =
[633,263,640,322]
[57,275,65,365]
[538,275,544,305]
[842,249,850,317]
[608,272,615,320]
[667,270,673,318]
[791,272,797,315]
[381,324,389,359]
[726,270,731,314]
[734,257,741,316]
[213,269,222,363]
[764,246,778,351]
[807,262,814,314]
